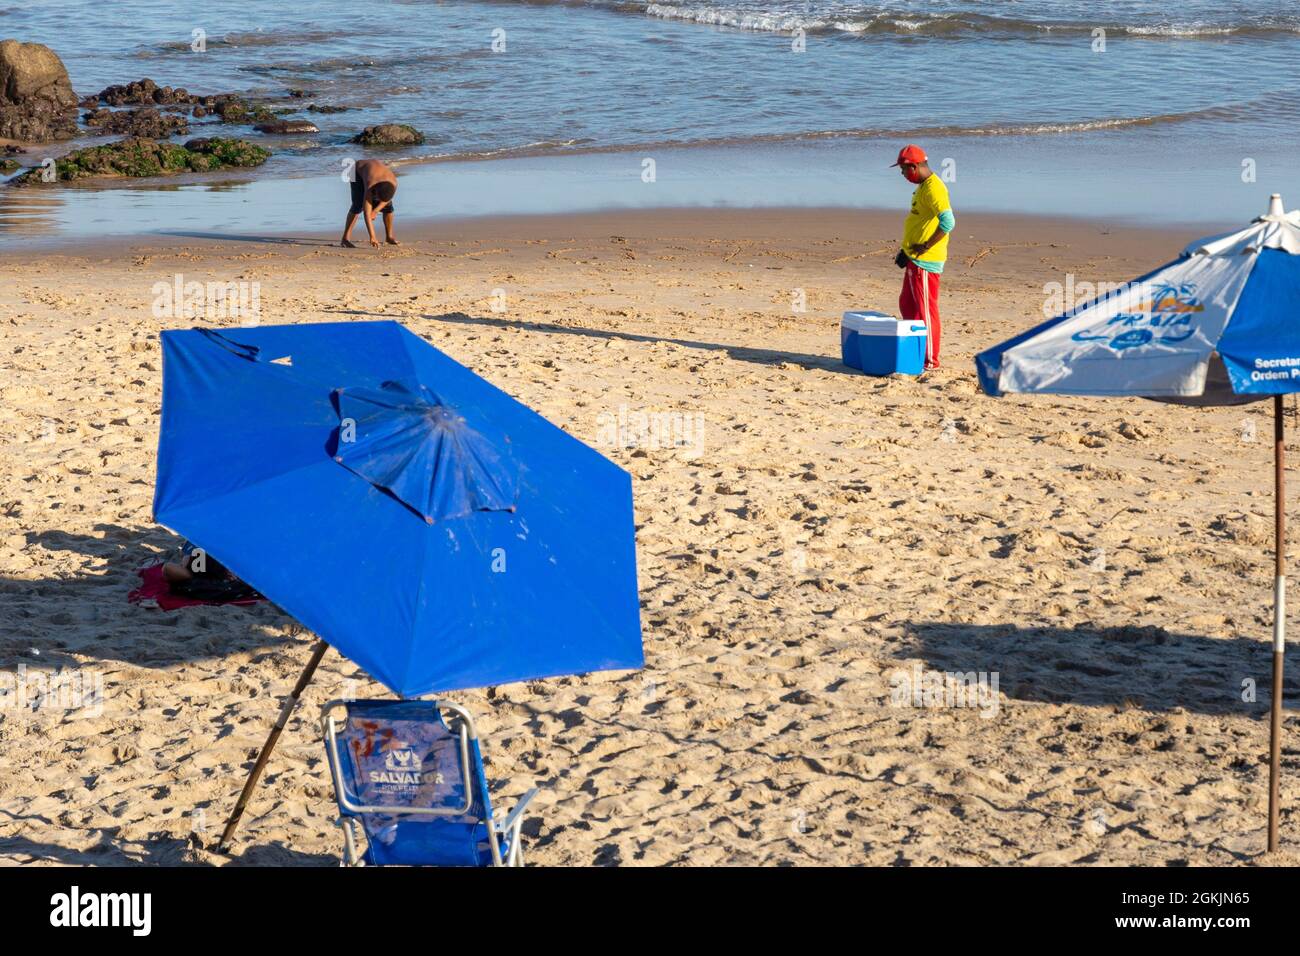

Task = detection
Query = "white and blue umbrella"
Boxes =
[977,195,1300,852]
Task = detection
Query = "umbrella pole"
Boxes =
[1270,396,1286,853]
[216,640,329,853]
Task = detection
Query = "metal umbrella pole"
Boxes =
[1270,395,1286,853]
[216,640,329,853]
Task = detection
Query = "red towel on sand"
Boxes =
[128,564,264,610]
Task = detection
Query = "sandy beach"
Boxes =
[0,206,1296,866]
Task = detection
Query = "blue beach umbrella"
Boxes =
[976,195,1300,852]
[151,320,642,847]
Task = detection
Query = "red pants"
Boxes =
[899,262,941,369]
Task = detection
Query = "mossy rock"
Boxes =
[8,136,270,184]
[352,123,425,146]
[216,98,279,125]
[183,137,272,167]
[0,158,20,174]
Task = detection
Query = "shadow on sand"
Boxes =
[0,812,336,866]
[1,526,341,867]
[1,523,299,672]
[323,308,866,377]
[902,620,1297,718]
[154,230,338,247]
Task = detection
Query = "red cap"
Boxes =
[890,144,928,167]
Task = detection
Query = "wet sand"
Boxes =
[0,206,1296,866]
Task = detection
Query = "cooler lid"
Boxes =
[842,311,927,336]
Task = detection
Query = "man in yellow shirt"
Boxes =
[892,144,954,370]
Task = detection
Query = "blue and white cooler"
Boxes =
[841,311,928,376]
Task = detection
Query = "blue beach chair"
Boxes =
[321,699,538,866]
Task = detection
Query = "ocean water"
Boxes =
[1,0,1299,235]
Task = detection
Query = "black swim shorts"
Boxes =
[349,178,395,215]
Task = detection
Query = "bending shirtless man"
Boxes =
[341,158,399,248]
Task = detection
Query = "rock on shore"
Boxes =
[0,39,79,142]
[352,123,425,146]
[86,78,199,108]
[8,136,270,184]
[83,79,289,127]
[83,106,189,138]
[253,119,319,135]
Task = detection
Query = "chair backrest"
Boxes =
[322,699,500,866]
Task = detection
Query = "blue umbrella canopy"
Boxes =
[153,321,643,696]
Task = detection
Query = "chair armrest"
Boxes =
[494,788,540,834]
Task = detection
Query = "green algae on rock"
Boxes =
[8,136,270,184]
